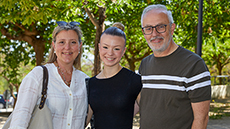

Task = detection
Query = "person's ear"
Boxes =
[52,42,55,50]
[98,43,101,50]
[122,47,127,56]
[170,23,176,35]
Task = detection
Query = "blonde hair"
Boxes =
[101,22,126,45]
[45,23,82,69]
[112,22,125,31]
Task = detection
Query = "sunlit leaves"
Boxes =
[0,0,84,86]
[203,37,230,75]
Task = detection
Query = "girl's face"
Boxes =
[52,30,82,65]
[99,34,126,68]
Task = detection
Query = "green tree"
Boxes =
[82,0,168,72]
[170,0,230,76]
[0,0,84,100]
[202,37,230,84]
[170,0,201,50]
[0,76,8,94]
[1,0,229,92]
[201,0,230,79]
[105,0,155,71]
[82,0,106,76]
[201,1,230,79]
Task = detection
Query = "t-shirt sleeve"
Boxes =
[187,59,211,102]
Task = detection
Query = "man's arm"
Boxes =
[191,100,210,129]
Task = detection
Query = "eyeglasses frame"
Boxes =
[142,24,169,35]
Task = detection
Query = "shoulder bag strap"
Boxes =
[85,78,90,98]
[85,78,90,128]
[39,65,48,109]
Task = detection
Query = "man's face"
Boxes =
[142,9,175,54]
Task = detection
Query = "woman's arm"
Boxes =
[134,93,141,116]
[9,67,42,129]
[85,105,93,127]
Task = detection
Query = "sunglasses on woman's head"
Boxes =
[56,21,80,27]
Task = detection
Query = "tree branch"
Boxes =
[84,7,99,28]
[82,0,99,28]
[14,22,38,36]
[3,76,19,88]
[1,27,34,46]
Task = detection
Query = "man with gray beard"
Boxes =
[137,4,211,129]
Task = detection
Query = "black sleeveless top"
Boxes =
[88,68,142,129]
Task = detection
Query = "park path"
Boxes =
[1,115,230,129]
[1,108,230,128]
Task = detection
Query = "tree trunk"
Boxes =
[217,54,223,85]
[128,60,135,72]
[33,39,45,65]
[93,7,105,76]
[93,30,101,76]
[218,64,223,85]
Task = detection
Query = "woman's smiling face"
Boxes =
[99,34,126,67]
[53,30,82,65]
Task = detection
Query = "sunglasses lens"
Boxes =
[56,21,80,27]
[56,21,67,26]
[70,22,80,26]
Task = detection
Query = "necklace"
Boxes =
[102,71,107,78]
[55,61,72,86]
[58,66,72,75]
[102,66,123,79]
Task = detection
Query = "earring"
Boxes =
[54,50,56,53]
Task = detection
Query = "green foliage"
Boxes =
[105,0,153,71]
[170,1,200,48]
[202,37,230,75]
[0,0,84,87]
[0,76,9,94]
[170,0,230,76]
[202,1,230,73]
[0,40,32,84]
[0,0,229,91]
[0,0,83,25]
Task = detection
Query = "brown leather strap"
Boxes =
[39,65,48,109]
[85,78,90,128]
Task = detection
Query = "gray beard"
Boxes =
[151,35,172,53]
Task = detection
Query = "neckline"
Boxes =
[95,67,124,80]
[52,63,75,87]
[153,46,181,59]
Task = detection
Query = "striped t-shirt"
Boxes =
[139,46,211,129]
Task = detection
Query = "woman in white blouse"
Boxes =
[9,21,89,129]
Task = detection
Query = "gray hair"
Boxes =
[141,4,174,26]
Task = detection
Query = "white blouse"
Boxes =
[9,63,89,129]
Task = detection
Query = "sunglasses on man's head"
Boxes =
[56,21,80,27]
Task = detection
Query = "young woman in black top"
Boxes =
[86,23,142,129]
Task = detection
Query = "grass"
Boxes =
[209,98,230,119]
